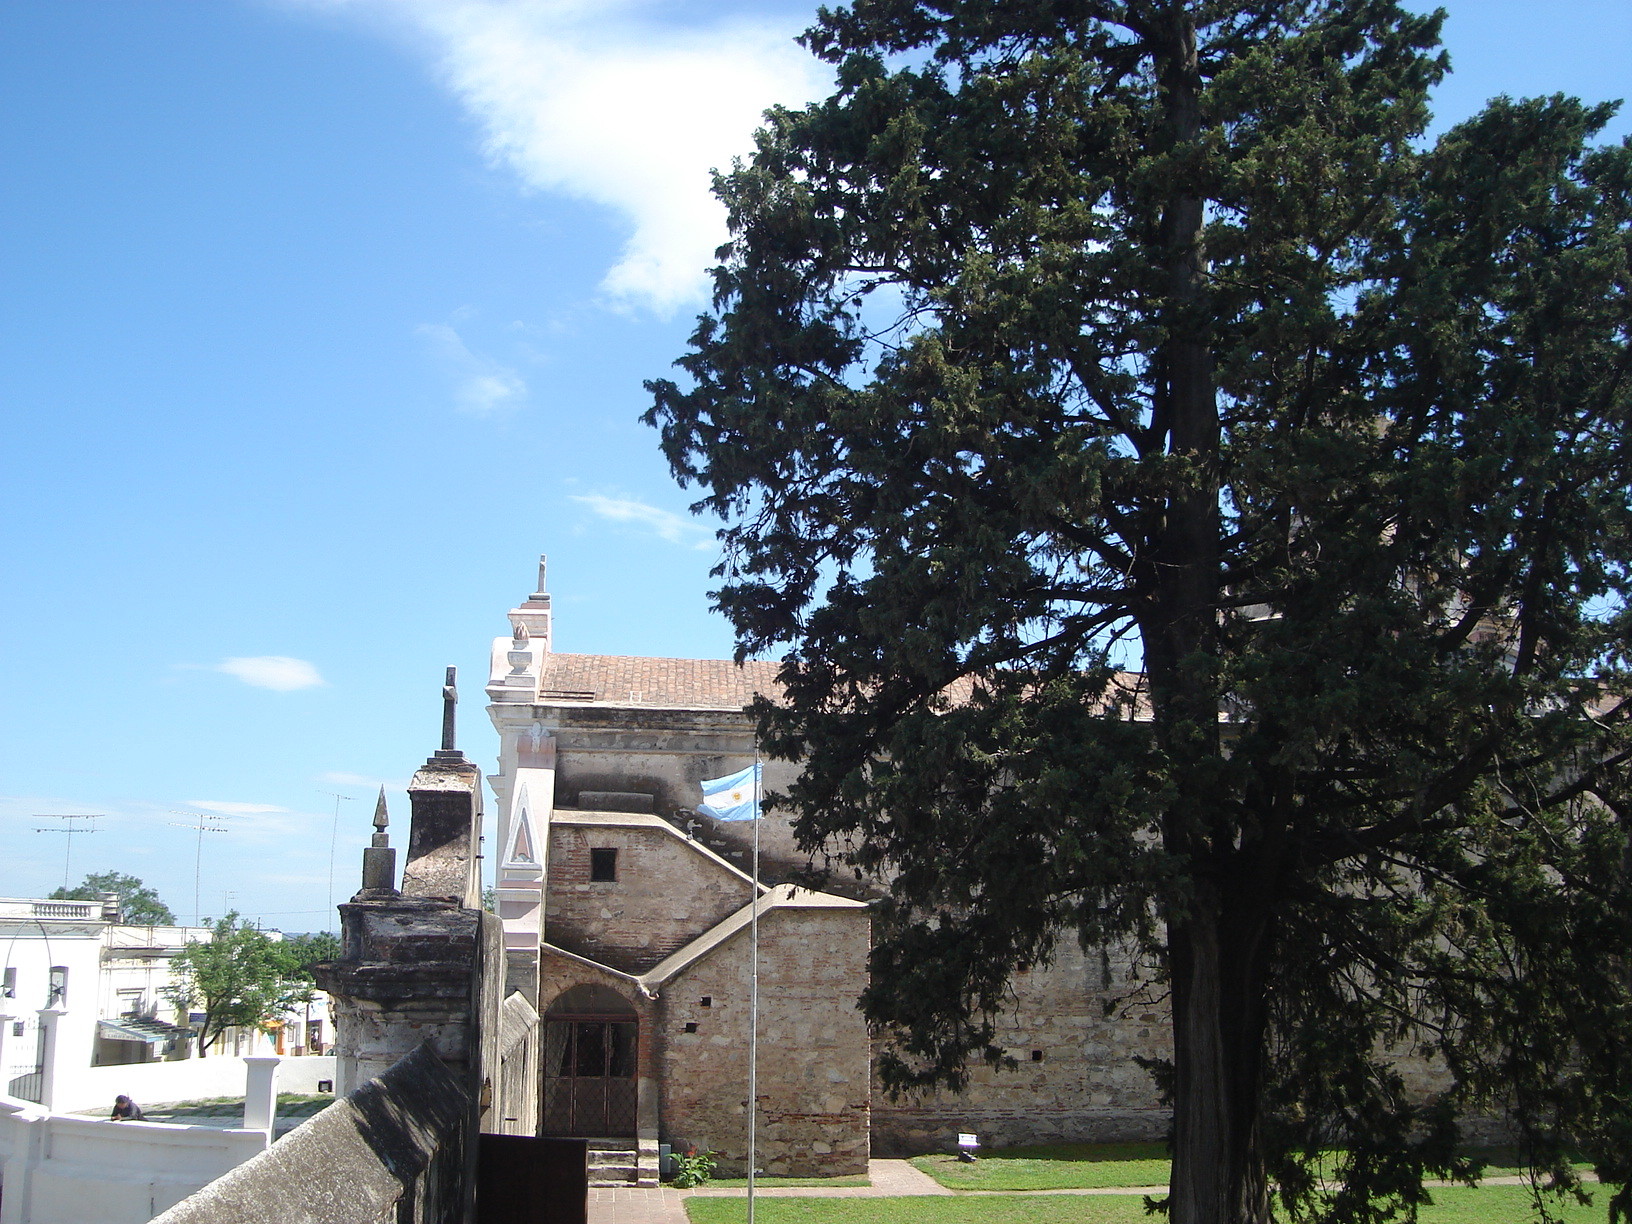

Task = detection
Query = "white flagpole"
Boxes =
[748,755,761,1224]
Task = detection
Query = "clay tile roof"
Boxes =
[534,654,1151,718]
[536,654,782,709]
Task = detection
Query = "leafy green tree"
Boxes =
[274,931,341,982]
[647,3,1632,1222]
[50,871,176,925]
[165,913,313,1057]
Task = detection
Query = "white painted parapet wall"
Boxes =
[0,1098,267,1224]
[0,1055,337,1224]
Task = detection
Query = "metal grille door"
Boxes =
[542,1020,636,1137]
[4,1021,43,1103]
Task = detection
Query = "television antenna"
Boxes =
[320,791,358,930]
[32,814,101,890]
[167,810,234,927]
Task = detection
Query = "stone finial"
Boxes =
[512,621,530,645]
[359,786,398,897]
[534,554,547,598]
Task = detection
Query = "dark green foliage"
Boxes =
[275,930,342,982]
[51,870,176,925]
[648,2,1632,1221]
[165,912,314,1056]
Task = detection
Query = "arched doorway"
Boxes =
[542,984,638,1138]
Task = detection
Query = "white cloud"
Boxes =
[571,492,712,547]
[417,322,528,415]
[185,800,290,815]
[317,771,387,789]
[216,656,326,691]
[290,0,830,312]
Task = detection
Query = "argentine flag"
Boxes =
[699,763,761,821]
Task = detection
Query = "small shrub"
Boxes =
[671,1148,718,1188]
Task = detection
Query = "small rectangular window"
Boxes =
[590,848,618,882]
[700,996,712,1008]
[683,1022,698,1034]
[1031,1049,1044,1062]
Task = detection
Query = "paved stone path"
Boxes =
[589,1160,945,1224]
[689,1158,951,1199]
[588,1183,690,1224]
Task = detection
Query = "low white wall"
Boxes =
[53,1055,337,1114]
[0,1096,267,1224]
[267,1055,336,1096]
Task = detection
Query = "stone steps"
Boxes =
[587,1140,660,1188]
[588,1148,637,1188]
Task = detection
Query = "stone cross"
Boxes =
[441,666,458,752]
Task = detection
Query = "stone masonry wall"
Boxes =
[659,904,870,1177]
[870,941,1172,1156]
[546,821,753,974]
[866,941,1491,1155]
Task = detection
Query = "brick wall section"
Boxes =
[870,941,1173,1155]
[659,904,870,1178]
[545,821,753,975]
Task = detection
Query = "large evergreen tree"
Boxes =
[647,2,1632,1221]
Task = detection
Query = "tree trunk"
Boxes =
[1142,7,1270,1220]
[1167,890,1275,1224]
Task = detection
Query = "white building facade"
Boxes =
[0,898,333,1103]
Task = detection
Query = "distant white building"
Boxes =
[0,897,331,1105]
[0,897,106,1103]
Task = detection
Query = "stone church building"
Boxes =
[484,560,1170,1176]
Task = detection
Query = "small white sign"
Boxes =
[957,1133,978,1148]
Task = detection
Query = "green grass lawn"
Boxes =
[684,1185,1613,1224]
[910,1142,1599,1195]
[704,1176,872,1188]
[1470,1147,1595,1178]
[911,1143,1170,1191]
[1414,1185,1608,1223]
[146,1093,332,1118]
[685,1196,1151,1224]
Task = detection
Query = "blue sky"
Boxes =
[2,0,1627,931]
